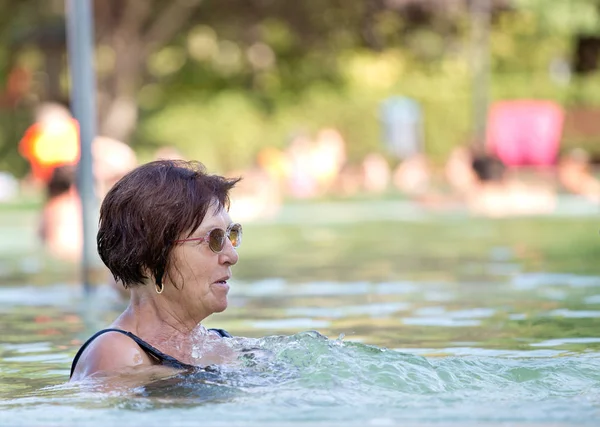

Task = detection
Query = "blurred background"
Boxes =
[0,1,598,170]
[2,1,600,197]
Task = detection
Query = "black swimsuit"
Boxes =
[69,327,232,378]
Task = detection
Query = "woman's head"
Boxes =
[46,165,77,199]
[472,154,506,183]
[97,160,241,290]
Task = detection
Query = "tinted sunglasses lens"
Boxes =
[208,228,226,253]
[229,224,242,248]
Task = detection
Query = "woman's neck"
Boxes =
[115,290,206,345]
[112,288,237,366]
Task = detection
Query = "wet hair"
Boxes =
[471,154,506,183]
[97,160,240,289]
[46,165,77,198]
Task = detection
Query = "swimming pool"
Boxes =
[1,203,599,426]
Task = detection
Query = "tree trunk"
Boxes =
[94,0,203,142]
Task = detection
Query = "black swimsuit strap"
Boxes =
[70,327,231,378]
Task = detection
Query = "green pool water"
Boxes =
[1,200,599,426]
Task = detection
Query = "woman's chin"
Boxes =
[211,297,228,314]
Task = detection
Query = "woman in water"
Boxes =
[70,160,242,382]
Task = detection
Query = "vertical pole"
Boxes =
[65,0,98,294]
[470,0,492,150]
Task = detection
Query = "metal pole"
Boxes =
[65,0,98,294]
[470,0,492,150]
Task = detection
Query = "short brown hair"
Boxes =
[97,160,240,288]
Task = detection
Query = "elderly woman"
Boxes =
[70,160,242,382]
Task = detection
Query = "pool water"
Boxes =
[1,203,600,426]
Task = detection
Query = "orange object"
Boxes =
[19,118,80,182]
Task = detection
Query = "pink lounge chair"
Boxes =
[486,100,564,166]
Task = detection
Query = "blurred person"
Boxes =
[35,137,137,263]
[466,154,556,217]
[38,165,82,262]
[361,153,391,194]
[557,148,600,203]
[392,153,431,196]
[18,103,79,187]
[70,160,242,383]
[414,149,556,215]
[19,104,83,262]
[257,146,290,185]
[229,146,291,223]
[227,164,281,222]
[445,146,478,195]
[93,136,138,198]
[19,103,137,263]
[333,162,363,197]
[310,128,347,195]
[19,103,138,197]
[286,133,318,199]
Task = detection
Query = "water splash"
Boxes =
[134,331,600,407]
[3,332,600,425]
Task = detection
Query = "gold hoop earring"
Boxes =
[155,281,164,294]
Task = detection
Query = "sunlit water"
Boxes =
[2,273,600,427]
[1,207,600,426]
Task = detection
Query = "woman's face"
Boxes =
[165,204,239,322]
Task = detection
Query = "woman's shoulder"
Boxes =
[70,329,153,381]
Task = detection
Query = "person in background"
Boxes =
[18,103,80,187]
[19,103,137,263]
[310,128,347,196]
[227,163,282,223]
[93,136,138,198]
[38,165,82,262]
[413,146,556,216]
[557,148,600,204]
[36,138,137,263]
[286,133,318,199]
[466,153,556,217]
[70,160,243,384]
[392,153,431,197]
[362,152,391,194]
[444,146,478,196]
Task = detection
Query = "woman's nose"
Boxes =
[220,238,239,265]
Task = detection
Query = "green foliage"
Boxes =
[134,0,600,169]
[513,0,600,35]
[2,0,600,175]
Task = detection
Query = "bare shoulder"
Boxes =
[70,331,153,382]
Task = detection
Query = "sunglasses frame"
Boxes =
[174,223,242,253]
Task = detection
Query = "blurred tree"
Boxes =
[1,0,600,176]
[1,0,484,173]
[93,0,204,141]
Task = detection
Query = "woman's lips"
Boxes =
[212,280,230,293]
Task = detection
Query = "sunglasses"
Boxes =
[174,223,242,253]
